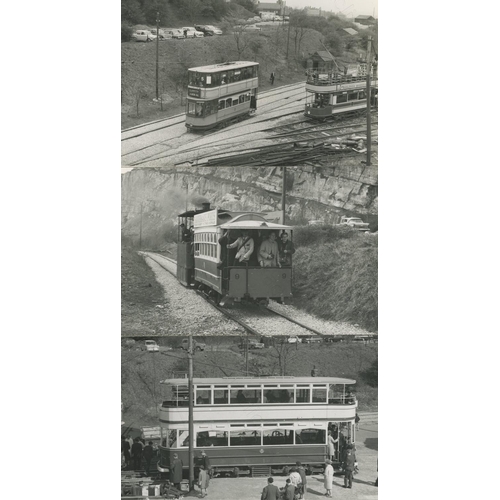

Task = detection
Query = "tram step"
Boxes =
[251,465,272,477]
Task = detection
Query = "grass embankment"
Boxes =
[293,225,378,332]
[121,247,170,336]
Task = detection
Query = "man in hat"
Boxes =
[343,446,357,489]
[296,462,307,499]
[228,229,254,266]
[170,453,183,490]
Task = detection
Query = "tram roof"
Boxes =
[220,214,292,230]
[188,61,259,73]
[161,376,356,385]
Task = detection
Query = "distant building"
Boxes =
[342,27,358,36]
[354,15,376,25]
[257,2,281,14]
[306,51,336,72]
[305,7,321,16]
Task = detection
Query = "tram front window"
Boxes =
[196,389,211,404]
[214,388,228,404]
[312,386,327,403]
[296,385,310,403]
[230,429,261,446]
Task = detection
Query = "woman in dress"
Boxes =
[324,459,334,498]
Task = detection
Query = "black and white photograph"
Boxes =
[121,1,378,499]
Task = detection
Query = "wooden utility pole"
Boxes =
[156,11,160,99]
[281,167,287,224]
[188,334,194,490]
[139,203,143,249]
[286,18,291,60]
[366,36,372,166]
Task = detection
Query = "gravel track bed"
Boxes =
[267,300,372,336]
[143,255,244,336]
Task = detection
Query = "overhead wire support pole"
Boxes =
[366,36,372,166]
[188,334,194,491]
[282,167,286,225]
[156,11,160,99]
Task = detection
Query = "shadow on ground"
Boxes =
[363,437,378,451]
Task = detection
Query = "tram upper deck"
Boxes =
[305,71,378,94]
[187,61,259,100]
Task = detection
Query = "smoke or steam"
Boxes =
[189,194,210,207]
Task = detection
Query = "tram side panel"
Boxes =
[176,241,194,286]
[228,267,292,300]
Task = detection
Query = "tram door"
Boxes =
[250,89,257,110]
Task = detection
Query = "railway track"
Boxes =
[143,252,377,342]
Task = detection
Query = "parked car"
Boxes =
[164,28,184,39]
[286,336,301,344]
[239,340,265,349]
[195,24,222,36]
[142,340,160,352]
[339,216,370,232]
[181,339,206,351]
[233,24,261,32]
[182,27,204,38]
[273,15,283,21]
[131,30,156,42]
[122,338,136,349]
[303,336,324,344]
[150,29,172,40]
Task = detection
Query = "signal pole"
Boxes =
[156,11,160,99]
[188,334,194,490]
[366,36,372,166]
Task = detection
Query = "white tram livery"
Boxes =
[158,376,357,477]
[185,61,259,131]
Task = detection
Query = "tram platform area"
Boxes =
[145,421,378,500]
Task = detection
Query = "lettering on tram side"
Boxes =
[188,88,201,98]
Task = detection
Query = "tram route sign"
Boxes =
[194,209,218,227]
[188,87,201,98]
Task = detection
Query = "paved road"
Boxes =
[121,82,306,168]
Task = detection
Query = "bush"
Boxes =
[122,23,133,42]
[293,224,357,247]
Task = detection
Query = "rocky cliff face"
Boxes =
[121,165,378,244]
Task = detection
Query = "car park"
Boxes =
[303,336,324,344]
[239,340,265,349]
[131,30,157,42]
[150,29,172,40]
[339,216,370,231]
[286,336,301,344]
[195,24,222,36]
[233,24,261,33]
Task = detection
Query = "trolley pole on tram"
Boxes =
[281,167,287,225]
[366,36,372,166]
[156,11,160,99]
[188,334,195,490]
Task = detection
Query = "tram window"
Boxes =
[196,389,211,404]
[245,93,250,102]
[230,429,261,446]
[336,93,348,104]
[232,99,238,106]
[226,98,232,108]
[197,430,228,447]
[218,100,225,110]
[187,102,196,115]
[264,388,292,403]
[348,92,358,101]
[206,75,212,85]
[239,95,245,104]
[230,389,259,404]
[179,430,190,448]
[296,386,310,403]
[312,387,327,403]
[227,70,234,83]
[234,70,241,82]
[214,389,229,404]
[294,428,325,445]
[263,429,293,446]
[165,430,176,448]
[328,384,343,403]
[359,91,366,99]
[195,103,203,117]
[221,73,227,84]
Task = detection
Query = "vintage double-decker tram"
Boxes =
[185,61,259,131]
[157,376,357,477]
[177,203,294,305]
[304,71,378,120]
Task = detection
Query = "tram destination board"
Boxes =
[188,88,201,98]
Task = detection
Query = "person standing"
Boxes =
[324,459,334,498]
[270,72,275,85]
[311,365,318,377]
[198,464,209,498]
[131,438,143,470]
[278,232,295,266]
[355,413,360,431]
[296,462,307,499]
[143,441,154,476]
[227,229,254,266]
[343,446,357,489]
[261,477,279,500]
[121,436,131,469]
[328,430,339,461]
[170,453,184,490]
[283,478,295,500]
[259,232,279,267]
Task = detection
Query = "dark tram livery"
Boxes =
[157,376,357,477]
[177,203,293,305]
[185,61,259,131]
[304,70,378,119]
